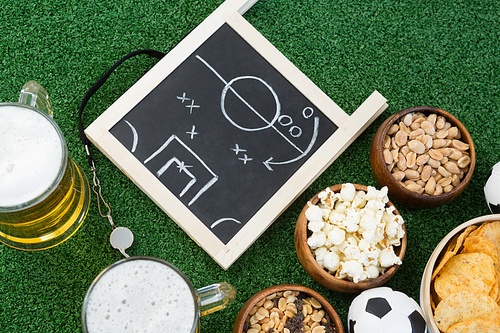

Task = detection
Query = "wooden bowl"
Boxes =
[419,214,500,333]
[370,106,475,209]
[232,284,345,333]
[294,184,407,293]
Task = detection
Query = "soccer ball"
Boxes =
[348,287,427,333]
[484,162,500,214]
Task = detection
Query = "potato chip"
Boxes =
[431,225,478,281]
[461,235,499,268]
[446,318,500,333]
[490,270,499,302]
[495,270,500,304]
[477,221,500,262]
[434,290,500,332]
[468,224,484,238]
[434,252,496,300]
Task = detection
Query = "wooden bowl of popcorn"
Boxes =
[294,183,407,293]
[370,106,475,209]
[233,284,345,333]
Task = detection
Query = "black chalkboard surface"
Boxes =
[86,1,387,269]
[110,23,338,244]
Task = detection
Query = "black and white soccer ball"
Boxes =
[348,287,427,333]
[484,162,500,214]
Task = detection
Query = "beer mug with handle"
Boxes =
[82,256,237,333]
[0,81,90,250]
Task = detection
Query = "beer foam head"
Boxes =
[0,105,64,207]
[85,259,197,333]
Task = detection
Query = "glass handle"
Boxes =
[18,80,54,118]
[196,282,236,317]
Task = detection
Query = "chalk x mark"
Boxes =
[124,120,138,153]
[144,134,218,206]
[186,125,198,139]
[238,154,253,164]
[231,143,246,155]
[177,92,190,103]
[186,99,200,114]
[210,218,242,229]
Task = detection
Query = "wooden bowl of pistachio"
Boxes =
[370,106,475,209]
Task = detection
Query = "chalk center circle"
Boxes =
[220,76,280,132]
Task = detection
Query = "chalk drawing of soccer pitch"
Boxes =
[122,54,319,213]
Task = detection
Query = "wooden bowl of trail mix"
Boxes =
[294,184,406,293]
[233,284,344,333]
[370,106,475,209]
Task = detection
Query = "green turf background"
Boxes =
[0,0,499,332]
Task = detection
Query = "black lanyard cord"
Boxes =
[76,48,165,239]
[77,49,165,169]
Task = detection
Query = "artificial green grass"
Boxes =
[0,0,499,332]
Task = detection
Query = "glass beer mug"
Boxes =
[0,81,90,250]
[82,256,237,333]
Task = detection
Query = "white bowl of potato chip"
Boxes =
[420,214,500,333]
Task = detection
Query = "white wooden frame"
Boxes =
[85,0,387,269]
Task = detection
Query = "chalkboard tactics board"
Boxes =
[109,23,338,244]
[86,0,388,269]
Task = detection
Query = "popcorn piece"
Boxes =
[308,221,325,233]
[321,208,331,220]
[314,246,328,268]
[385,220,401,238]
[340,183,356,202]
[364,265,381,279]
[321,223,334,235]
[327,226,345,246]
[359,213,376,233]
[339,260,364,283]
[394,214,404,225]
[343,208,360,232]
[377,186,389,204]
[323,251,340,273]
[305,204,323,223]
[317,190,328,201]
[307,231,326,249]
[334,201,347,214]
[365,199,385,212]
[358,239,380,267]
[379,246,402,267]
[352,190,367,208]
[365,186,379,201]
[341,237,361,260]
[318,189,335,209]
[329,211,344,224]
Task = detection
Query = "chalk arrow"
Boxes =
[263,116,320,171]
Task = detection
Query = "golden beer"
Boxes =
[0,103,90,250]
